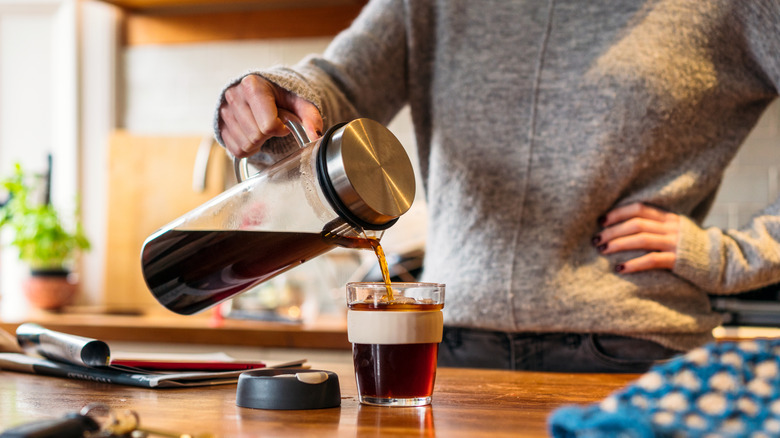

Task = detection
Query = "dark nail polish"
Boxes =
[597,215,607,227]
[615,264,625,273]
[591,235,601,246]
[597,243,608,252]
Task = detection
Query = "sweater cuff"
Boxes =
[673,215,724,293]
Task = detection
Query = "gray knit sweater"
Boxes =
[215,0,780,351]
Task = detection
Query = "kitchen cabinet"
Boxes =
[95,0,367,45]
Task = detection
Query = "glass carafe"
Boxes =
[140,113,416,315]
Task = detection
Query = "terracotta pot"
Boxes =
[23,269,77,310]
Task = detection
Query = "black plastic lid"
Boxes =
[236,369,341,410]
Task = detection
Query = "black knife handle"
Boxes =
[0,413,99,438]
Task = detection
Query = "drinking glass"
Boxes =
[347,282,445,406]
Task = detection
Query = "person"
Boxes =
[213,0,780,372]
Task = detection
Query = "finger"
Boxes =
[219,106,257,156]
[220,127,246,158]
[615,251,675,273]
[291,99,324,140]
[598,232,677,254]
[241,76,289,139]
[222,85,264,154]
[232,102,274,146]
[269,82,323,140]
[600,203,668,227]
[598,217,671,243]
[222,126,257,158]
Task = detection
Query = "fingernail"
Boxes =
[597,243,608,252]
[597,215,607,226]
[591,234,601,246]
[615,264,625,273]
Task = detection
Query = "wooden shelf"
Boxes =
[96,0,367,45]
[0,309,350,350]
[99,0,364,12]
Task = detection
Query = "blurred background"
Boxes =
[0,0,777,324]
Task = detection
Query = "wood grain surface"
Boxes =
[0,358,638,437]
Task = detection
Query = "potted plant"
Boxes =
[0,162,90,310]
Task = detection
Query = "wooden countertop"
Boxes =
[2,313,773,436]
[0,355,638,437]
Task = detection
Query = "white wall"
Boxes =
[0,14,53,174]
[0,0,78,319]
[0,1,77,194]
[703,101,780,230]
[123,39,330,134]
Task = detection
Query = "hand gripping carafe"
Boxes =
[140,113,416,315]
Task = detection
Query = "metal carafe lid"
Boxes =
[319,118,416,229]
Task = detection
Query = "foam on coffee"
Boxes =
[347,310,443,345]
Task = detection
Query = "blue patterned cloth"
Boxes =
[548,339,780,438]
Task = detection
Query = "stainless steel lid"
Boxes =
[322,119,416,227]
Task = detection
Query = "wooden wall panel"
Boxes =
[103,131,229,310]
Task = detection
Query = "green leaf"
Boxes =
[0,163,91,269]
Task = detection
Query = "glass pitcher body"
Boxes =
[140,115,415,315]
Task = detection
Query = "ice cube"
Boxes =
[389,295,416,304]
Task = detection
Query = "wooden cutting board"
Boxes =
[103,130,230,311]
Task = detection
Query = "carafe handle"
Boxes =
[233,109,311,182]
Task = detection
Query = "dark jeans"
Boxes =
[438,327,684,373]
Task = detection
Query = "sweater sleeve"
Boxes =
[672,0,780,294]
[674,199,780,294]
[213,0,409,164]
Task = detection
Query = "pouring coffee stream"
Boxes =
[365,235,395,301]
[141,112,414,314]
